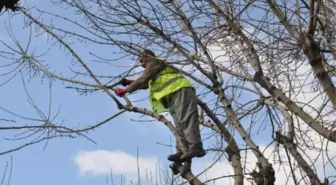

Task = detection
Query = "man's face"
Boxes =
[139,53,147,68]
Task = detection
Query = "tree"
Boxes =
[0,0,335,185]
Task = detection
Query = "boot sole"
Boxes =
[167,158,182,162]
[167,155,183,162]
[180,151,206,162]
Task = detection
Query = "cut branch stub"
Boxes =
[250,162,275,185]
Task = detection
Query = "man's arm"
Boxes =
[126,59,165,93]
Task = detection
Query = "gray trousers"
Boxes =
[162,87,203,153]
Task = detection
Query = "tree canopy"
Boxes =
[0,0,335,185]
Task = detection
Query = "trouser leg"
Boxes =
[167,111,188,162]
[165,87,206,162]
[171,88,203,150]
[170,88,206,161]
[174,121,184,154]
[165,97,186,162]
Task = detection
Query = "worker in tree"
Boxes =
[114,49,206,162]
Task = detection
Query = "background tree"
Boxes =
[0,0,335,185]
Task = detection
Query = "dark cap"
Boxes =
[142,49,155,57]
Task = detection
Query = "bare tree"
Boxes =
[0,0,335,185]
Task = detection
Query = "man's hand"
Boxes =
[115,88,128,97]
[120,78,134,87]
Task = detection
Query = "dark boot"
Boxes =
[180,148,206,162]
[169,162,182,175]
[167,152,183,162]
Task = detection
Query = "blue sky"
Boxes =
[0,1,335,185]
[0,1,222,184]
[0,1,169,185]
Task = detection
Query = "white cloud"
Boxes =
[73,150,159,178]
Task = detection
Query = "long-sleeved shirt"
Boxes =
[126,58,166,93]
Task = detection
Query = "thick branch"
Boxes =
[198,98,244,185]
[301,33,336,110]
[209,0,336,142]
[276,132,322,185]
[265,0,336,109]
[253,72,336,142]
[264,0,301,39]
[214,86,274,174]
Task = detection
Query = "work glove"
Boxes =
[115,88,128,97]
[120,78,134,87]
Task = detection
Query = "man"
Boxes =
[114,49,206,162]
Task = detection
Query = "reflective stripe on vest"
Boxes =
[151,76,184,93]
[152,71,179,83]
[148,58,194,113]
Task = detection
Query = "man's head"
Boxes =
[139,49,155,68]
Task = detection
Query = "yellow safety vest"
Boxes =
[149,58,194,113]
